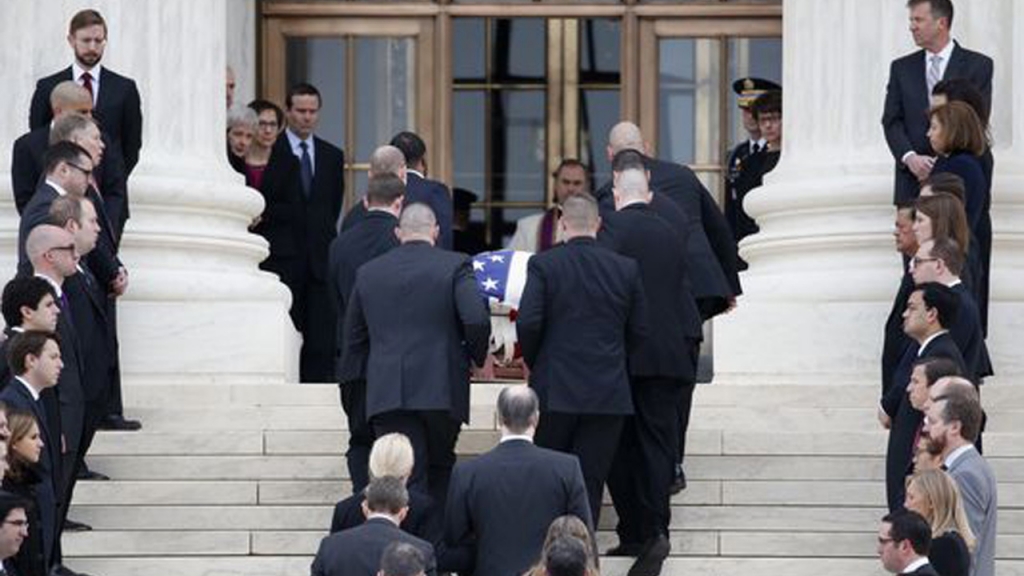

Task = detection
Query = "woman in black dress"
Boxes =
[905,469,975,576]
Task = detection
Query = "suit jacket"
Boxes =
[948,282,992,383]
[444,439,592,576]
[517,237,648,415]
[257,133,345,283]
[882,272,915,398]
[330,486,439,546]
[327,210,400,379]
[64,264,115,405]
[883,332,967,511]
[29,66,143,175]
[53,288,87,479]
[341,173,453,250]
[0,380,60,567]
[901,562,941,576]
[882,42,993,204]
[597,156,741,319]
[341,242,491,423]
[599,203,702,380]
[947,446,997,576]
[311,516,437,576]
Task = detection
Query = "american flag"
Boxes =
[471,250,532,309]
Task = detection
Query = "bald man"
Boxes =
[12,81,129,240]
[596,122,741,321]
[340,203,491,508]
[340,145,408,232]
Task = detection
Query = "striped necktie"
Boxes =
[927,55,943,94]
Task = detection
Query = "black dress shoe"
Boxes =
[99,415,142,431]
[627,535,671,576]
[63,519,93,532]
[605,542,643,557]
[669,464,687,495]
[77,469,110,481]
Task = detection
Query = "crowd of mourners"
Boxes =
[0,1,1005,576]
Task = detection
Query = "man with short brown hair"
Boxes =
[29,8,143,175]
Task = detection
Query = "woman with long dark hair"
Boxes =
[3,409,48,576]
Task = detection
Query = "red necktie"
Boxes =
[82,72,94,101]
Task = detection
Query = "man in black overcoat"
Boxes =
[340,203,490,508]
[327,174,403,492]
[517,193,648,525]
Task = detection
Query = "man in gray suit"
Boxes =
[924,383,995,576]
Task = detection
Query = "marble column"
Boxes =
[714,0,1023,385]
[0,0,299,384]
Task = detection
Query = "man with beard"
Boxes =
[923,386,996,576]
[29,9,143,176]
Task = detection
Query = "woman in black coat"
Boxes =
[906,469,974,576]
[3,410,48,576]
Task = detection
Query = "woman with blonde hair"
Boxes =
[905,469,974,576]
[524,515,599,576]
[329,433,439,544]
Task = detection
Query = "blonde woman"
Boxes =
[329,433,439,544]
[905,469,974,576]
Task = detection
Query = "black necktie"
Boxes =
[751,142,760,154]
[299,141,313,198]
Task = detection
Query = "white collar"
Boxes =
[499,434,534,444]
[286,128,313,149]
[14,376,41,401]
[946,278,962,288]
[407,169,425,179]
[928,40,955,62]
[944,444,974,468]
[72,61,102,81]
[365,513,399,526]
[916,330,949,355]
[902,557,930,573]
[45,179,71,197]
[34,273,63,298]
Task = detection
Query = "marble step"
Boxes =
[78,452,1024,483]
[86,429,1024,458]
[59,555,1024,576]
[121,380,1023,409]
[64,503,1024,534]
[60,529,1024,559]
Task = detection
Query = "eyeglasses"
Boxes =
[47,244,76,255]
[911,256,939,267]
[877,537,895,545]
[4,519,29,529]
[258,121,280,130]
[66,161,93,178]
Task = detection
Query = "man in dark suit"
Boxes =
[341,203,490,507]
[260,82,346,382]
[0,331,65,569]
[312,476,436,576]
[517,193,648,524]
[882,0,992,205]
[329,174,404,493]
[877,510,939,575]
[880,282,965,511]
[882,204,919,404]
[25,224,90,537]
[598,169,702,576]
[0,278,60,387]
[923,387,996,576]
[389,132,453,250]
[22,112,137,433]
[29,9,143,177]
[444,386,592,576]
[597,123,741,321]
[0,492,32,572]
[49,197,117,506]
[910,238,992,383]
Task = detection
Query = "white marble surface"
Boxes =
[718,0,1024,384]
